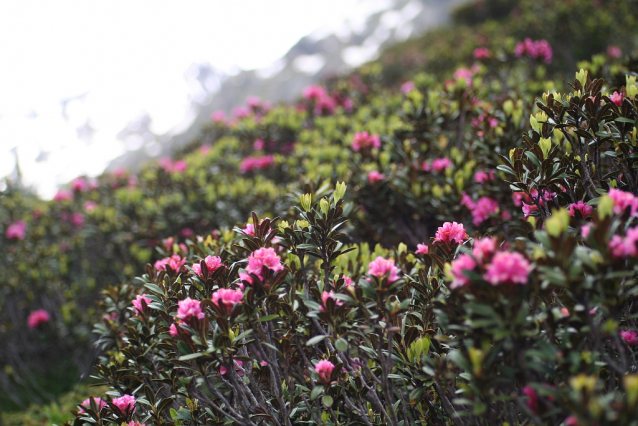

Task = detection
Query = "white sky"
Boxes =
[0,0,392,197]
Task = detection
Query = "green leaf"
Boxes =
[310,386,324,400]
[258,314,279,322]
[306,335,328,346]
[179,352,204,361]
[322,395,333,407]
[615,117,635,124]
[335,338,348,352]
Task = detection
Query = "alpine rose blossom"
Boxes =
[367,170,385,184]
[568,201,593,218]
[484,251,532,285]
[473,47,491,59]
[400,81,415,94]
[112,394,136,416]
[132,294,152,315]
[431,157,452,172]
[212,288,243,315]
[449,254,476,289]
[620,330,637,345]
[192,256,224,276]
[472,237,497,263]
[321,291,344,310]
[351,132,381,151]
[367,256,400,282]
[434,222,469,245]
[609,227,638,258]
[474,170,495,183]
[608,188,638,216]
[169,323,179,336]
[315,360,335,383]
[246,247,284,275]
[609,92,623,107]
[415,244,429,255]
[78,397,107,413]
[154,254,187,272]
[177,298,205,322]
[522,386,539,413]
[6,220,27,240]
[27,310,50,328]
[54,189,73,202]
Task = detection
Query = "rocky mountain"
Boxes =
[107,0,468,172]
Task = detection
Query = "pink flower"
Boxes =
[220,360,244,376]
[607,45,622,58]
[71,177,88,192]
[314,360,335,384]
[512,192,530,207]
[233,106,251,118]
[84,201,98,212]
[303,85,327,100]
[260,360,268,366]
[71,213,84,227]
[211,110,226,123]
[434,222,469,245]
[169,323,179,336]
[54,189,73,202]
[132,294,152,315]
[568,201,593,218]
[450,254,476,289]
[515,38,552,63]
[200,144,212,154]
[253,138,265,150]
[474,170,495,183]
[127,422,146,426]
[565,416,579,426]
[212,288,243,315]
[246,96,261,108]
[609,227,638,258]
[608,188,638,216]
[341,275,355,291]
[453,67,473,85]
[158,157,174,172]
[172,160,187,173]
[461,192,476,210]
[472,237,497,263]
[112,394,136,416]
[78,397,107,413]
[177,298,205,322]
[320,291,344,310]
[367,256,400,282]
[367,170,385,184]
[522,386,539,414]
[484,251,532,285]
[27,309,50,328]
[522,202,538,217]
[609,91,623,107]
[239,155,275,173]
[154,254,186,272]
[581,224,592,239]
[431,157,452,172]
[246,247,284,276]
[314,96,336,115]
[620,330,637,345]
[416,244,429,255]
[400,81,415,94]
[6,220,27,240]
[192,255,224,276]
[473,47,491,59]
[470,197,499,226]
[351,132,381,151]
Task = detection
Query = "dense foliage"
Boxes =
[1,0,638,424]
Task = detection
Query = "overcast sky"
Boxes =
[0,0,393,197]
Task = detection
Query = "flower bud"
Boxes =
[334,181,346,202]
[300,193,312,211]
[545,208,569,237]
[320,198,330,216]
[575,69,588,88]
[598,195,614,219]
[539,137,552,158]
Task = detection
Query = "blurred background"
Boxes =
[0,0,465,198]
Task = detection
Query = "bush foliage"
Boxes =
[1,0,638,424]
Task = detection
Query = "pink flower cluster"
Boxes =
[609,92,623,107]
[6,220,27,240]
[314,359,335,384]
[71,177,89,192]
[434,222,468,245]
[473,47,491,59]
[621,330,637,345]
[78,397,107,413]
[239,155,275,173]
[474,170,496,183]
[461,193,500,226]
[27,309,50,328]
[450,237,532,289]
[367,256,400,282]
[568,201,593,218]
[351,132,381,151]
[423,157,452,172]
[84,201,98,212]
[519,188,556,217]
[132,294,152,315]
[241,247,285,285]
[515,38,552,63]
[154,254,187,272]
[609,227,638,258]
[320,290,344,310]
[303,85,327,100]
[212,288,243,315]
[211,110,226,123]
[54,189,73,202]
[302,85,340,115]
[607,45,622,58]
[158,158,187,174]
[608,188,638,216]
[220,359,244,376]
[192,255,224,276]
[367,170,385,184]
[177,298,205,322]
[415,244,429,255]
[112,394,136,416]
[400,81,415,94]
